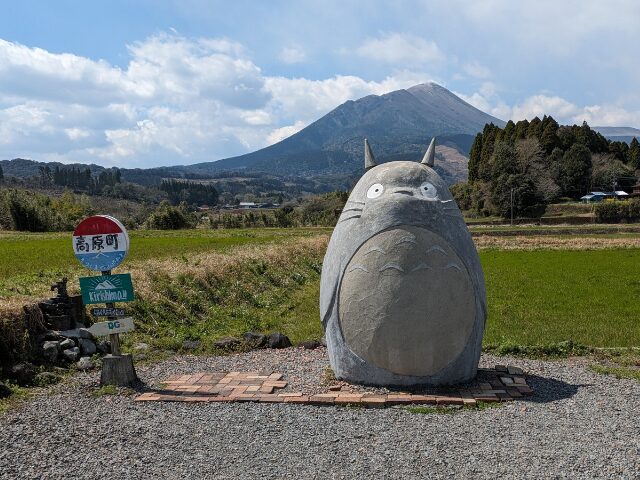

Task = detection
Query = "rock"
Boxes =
[41,341,60,363]
[242,332,267,348]
[62,347,80,362]
[182,340,201,351]
[34,372,60,386]
[213,336,241,350]
[134,342,150,351]
[300,340,321,350]
[267,332,292,349]
[0,381,11,398]
[59,338,75,350]
[9,362,37,386]
[58,328,94,340]
[78,338,97,355]
[76,357,94,371]
[97,341,111,355]
[37,331,62,343]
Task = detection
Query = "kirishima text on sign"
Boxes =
[72,215,129,272]
[79,274,135,305]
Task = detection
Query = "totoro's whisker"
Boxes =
[440,199,454,204]
[411,262,432,272]
[347,200,365,205]
[426,245,447,255]
[379,263,404,272]
[342,207,364,213]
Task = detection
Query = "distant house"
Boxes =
[239,202,257,209]
[580,192,608,203]
[581,191,629,203]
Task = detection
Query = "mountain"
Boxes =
[593,126,640,144]
[2,83,505,187]
[0,158,109,178]
[171,82,505,184]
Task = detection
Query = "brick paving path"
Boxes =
[135,365,533,407]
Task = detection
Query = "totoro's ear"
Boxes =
[421,137,436,167]
[364,138,377,170]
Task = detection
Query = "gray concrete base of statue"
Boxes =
[320,139,487,386]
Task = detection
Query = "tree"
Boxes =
[591,154,631,191]
[557,143,592,197]
[467,133,483,182]
[145,201,194,230]
[540,120,559,154]
[628,137,640,170]
[490,173,545,219]
[491,142,518,177]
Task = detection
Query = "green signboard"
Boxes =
[79,274,135,305]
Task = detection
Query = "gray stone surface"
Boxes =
[59,338,75,350]
[41,341,60,363]
[78,338,97,356]
[320,139,486,386]
[62,347,80,362]
[76,357,94,371]
[267,332,292,349]
[58,328,94,340]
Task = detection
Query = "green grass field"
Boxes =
[0,228,331,299]
[481,249,640,347]
[1,227,639,352]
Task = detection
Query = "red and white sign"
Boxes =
[72,215,130,271]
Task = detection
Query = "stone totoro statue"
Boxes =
[320,138,486,386]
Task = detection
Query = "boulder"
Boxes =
[242,332,267,348]
[182,340,201,351]
[58,328,94,340]
[97,341,111,355]
[267,332,292,349]
[0,381,11,398]
[9,362,37,386]
[41,341,60,363]
[59,338,75,350]
[213,336,241,350]
[62,347,81,362]
[78,338,97,356]
[37,331,63,343]
[133,342,150,351]
[34,372,60,386]
[300,340,321,350]
[76,357,94,371]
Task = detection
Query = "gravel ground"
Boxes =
[0,348,638,479]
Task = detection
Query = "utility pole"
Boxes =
[510,188,514,226]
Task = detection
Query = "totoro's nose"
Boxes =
[390,188,414,196]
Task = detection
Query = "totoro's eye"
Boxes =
[420,182,438,199]
[367,183,384,199]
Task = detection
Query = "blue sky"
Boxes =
[1,0,639,168]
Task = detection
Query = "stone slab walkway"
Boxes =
[135,364,533,407]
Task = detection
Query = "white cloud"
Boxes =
[356,33,444,65]
[267,120,307,145]
[463,61,491,79]
[278,46,306,64]
[0,34,435,166]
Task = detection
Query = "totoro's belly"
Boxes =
[338,226,476,377]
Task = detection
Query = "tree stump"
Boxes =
[100,354,137,387]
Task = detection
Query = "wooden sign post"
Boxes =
[73,215,137,387]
